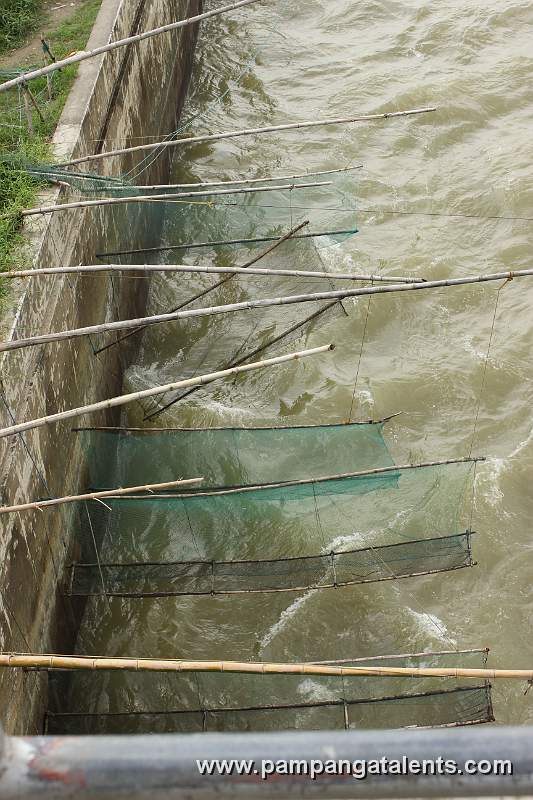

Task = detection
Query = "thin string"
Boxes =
[468,461,479,534]
[123,58,254,181]
[357,207,533,223]
[312,485,328,552]
[469,283,505,458]
[84,501,109,606]
[347,284,373,423]
[183,500,203,559]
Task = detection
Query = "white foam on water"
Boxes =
[508,423,533,461]
[260,589,318,652]
[297,678,335,702]
[327,531,368,551]
[260,531,380,652]
[477,457,506,509]
[407,608,456,646]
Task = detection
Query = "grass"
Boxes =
[0,0,44,55]
[0,0,101,289]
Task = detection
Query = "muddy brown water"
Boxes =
[70,0,533,729]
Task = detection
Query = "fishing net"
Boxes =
[123,296,350,421]
[19,165,358,250]
[66,462,476,596]
[22,162,131,192]
[113,233,365,421]
[44,649,494,734]
[76,421,396,488]
[149,168,357,250]
[68,532,473,598]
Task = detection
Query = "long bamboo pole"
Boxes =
[108,458,484,500]
[0,478,204,515]
[68,165,362,192]
[20,181,332,217]
[0,654,530,680]
[0,345,333,439]
[59,107,437,168]
[3,263,418,284]
[0,0,264,94]
[2,268,530,355]
[119,166,362,190]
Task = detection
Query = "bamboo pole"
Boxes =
[0,345,333,439]
[2,268,531,356]
[59,107,437,168]
[23,83,45,123]
[116,165,363,191]
[108,458,484,500]
[0,478,204,515]
[0,654,530,680]
[3,263,418,284]
[43,54,53,100]
[22,87,33,135]
[72,414,401,432]
[0,0,264,94]
[21,181,332,217]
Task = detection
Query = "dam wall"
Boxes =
[0,0,201,734]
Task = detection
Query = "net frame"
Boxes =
[44,684,494,734]
[67,531,475,598]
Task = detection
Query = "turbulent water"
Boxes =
[74,0,533,728]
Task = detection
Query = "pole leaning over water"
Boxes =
[0,653,531,680]
[20,181,332,217]
[0,0,264,94]
[1,269,531,355]
[3,264,418,284]
[28,165,362,192]
[0,345,334,439]
[59,107,437,168]
[0,478,204,515]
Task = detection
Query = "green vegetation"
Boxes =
[0,0,101,288]
[0,0,43,55]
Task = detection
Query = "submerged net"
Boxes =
[92,180,359,400]
[146,170,357,249]
[68,532,473,597]
[20,165,358,249]
[77,421,396,488]
[126,297,350,421]
[44,650,494,734]
[67,462,476,596]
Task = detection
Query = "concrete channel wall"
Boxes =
[0,0,202,734]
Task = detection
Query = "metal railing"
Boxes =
[1,725,533,799]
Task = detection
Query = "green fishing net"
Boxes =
[66,461,476,597]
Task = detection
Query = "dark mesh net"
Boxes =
[69,532,473,597]
[65,462,476,597]
[44,650,493,734]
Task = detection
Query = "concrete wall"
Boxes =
[0,0,202,734]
